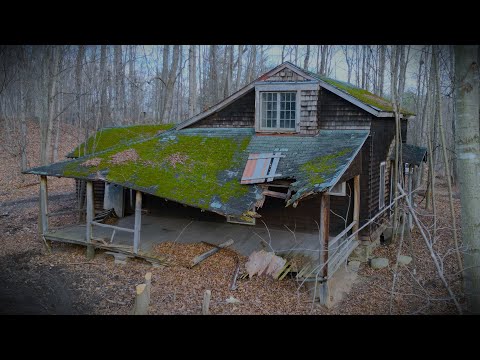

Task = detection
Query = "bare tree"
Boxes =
[454,45,480,314]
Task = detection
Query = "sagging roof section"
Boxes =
[24,128,369,217]
[26,128,262,217]
[389,144,427,166]
[68,124,175,158]
[246,130,369,206]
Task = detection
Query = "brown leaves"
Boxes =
[109,149,139,164]
[81,157,102,167]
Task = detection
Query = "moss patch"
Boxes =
[69,124,175,158]
[307,71,414,115]
[64,133,252,212]
[300,148,351,187]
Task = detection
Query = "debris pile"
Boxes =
[245,250,287,279]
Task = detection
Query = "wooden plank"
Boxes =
[91,221,134,233]
[191,239,234,268]
[202,290,211,315]
[241,173,283,182]
[319,193,330,281]
[267,152,281,181]
[133,191,142,254]
[329,221,356,248]
[248,153,274,160]
[39,176,48,235]
[262,189,287,199]
[86,181,94,244]
[353,175,360,240]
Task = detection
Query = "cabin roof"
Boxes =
[24,128,368,217]
[67,124,175,158]
[389,144,427,165]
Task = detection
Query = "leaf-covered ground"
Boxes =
[0,120,463,314]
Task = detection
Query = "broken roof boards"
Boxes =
[24,128,369,218]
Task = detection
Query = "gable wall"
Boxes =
[264,68,309,82]
[317,88,372,130]
[187,90,255,128]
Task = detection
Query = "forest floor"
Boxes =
[0,120,465,314]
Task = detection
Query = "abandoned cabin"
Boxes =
[24,61,426,303]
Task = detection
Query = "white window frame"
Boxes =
[254,82,318,133]
[379,161,386,210]
[259,91,298,132]
[327,181,346,196]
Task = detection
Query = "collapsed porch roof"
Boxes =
[23,128,369,217]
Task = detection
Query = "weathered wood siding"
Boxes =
[317,88,371,130]
[329,178,355,235]
[361,118,397,236]
[263,68,309,82]
[188,90,255,128]
[299,90,318,135]
[76,179,105,211]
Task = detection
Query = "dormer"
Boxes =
[254,63,320,135]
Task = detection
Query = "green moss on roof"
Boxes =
[64,131,252,214]
[68,124,175,158]
[300,148,351,187]
[305,70,414,115]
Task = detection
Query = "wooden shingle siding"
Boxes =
[299,89,319,135]
[329,178,355,234]
[317,88,372,130]
[264,68,309,82]
[188,90,255,128]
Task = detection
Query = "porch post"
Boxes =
[318,192,330,305]
[39,175,48,235]
[86,181,95,259]
[408,165,413,230]
[133,190,142,254]
[353,175,360,240]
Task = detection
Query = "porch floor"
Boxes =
[44,214,323,263]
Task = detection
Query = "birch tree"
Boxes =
[454,45,480,314]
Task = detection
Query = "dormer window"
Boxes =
[260,92,297,130]
[254,81,318,134]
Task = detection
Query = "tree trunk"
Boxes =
[304,45,310,70]
[99,45,108,126]
[188,45,197,117]
[454,45,480,314]
[236,45,243,90]
[377,45,386,97]
[42,46,59,166]
[161,45,180,122]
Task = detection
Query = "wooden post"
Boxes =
[407,166,413,230]
[202,290,211,315]
[318,192,330,305]
[39,176,48,235]
[86,181,95,259]
[353,175,360,240]
[132,284,149,315]
[144,272,152,301]
[133,190,142,254]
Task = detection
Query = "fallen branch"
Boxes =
[190,239,234,268]
[105,298,127,305]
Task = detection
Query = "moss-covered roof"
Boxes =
[24,128,369,216]
[246,131,369,205]
[304,70,414,116]
[67,124,175,158]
